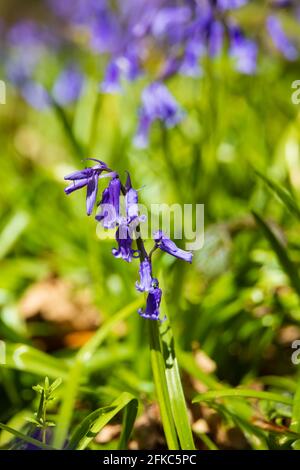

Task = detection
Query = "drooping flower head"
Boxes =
[136,257,153,292]
[96,176,121,228]
[112,220,134,263]
[266,15,298,60]
[138,283,163,321]
[52,66,84,105]
[134,82,184,148]
[154,230,193,263]
[64,159,112,215]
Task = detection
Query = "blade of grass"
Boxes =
[118,396,139,450]
[67,392,137,450]
[0,423,54,450]
[291,382,300,433]
[3,343,69,379]
[252,211,300,297]
[53,298,142,449]
[254,170,300,220]
[193,388,293,406]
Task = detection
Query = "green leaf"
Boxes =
[254,170,300,220]
[3,343,69,379]
[118,397,139,450]
[148,320,180,450]
[193,388,293,406]
[67,393,138,450]
[291,382,300,433]
[53,298,142,449]
[252,211,300,297]
[0,423,54,450]
[159,319,195,449]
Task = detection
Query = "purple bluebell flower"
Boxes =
[136,258,153,292]
[52,66,84,105]
[112,221,134,262]
[21,82,51,111]
[7,20,57,48]
[154,230,193,263]
[96,177,121,228]
[138,284,162,321]
[64,159,110,215]
[180,40,204,77]
[101,53,140,94]
[217,0,249,10]
[208,20,224,57]
[134,82,184,148]
[267,15,298,60]
[229,26,257,74]
[151,7,191,41]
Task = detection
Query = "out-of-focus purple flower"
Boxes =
[271,0,293,7]
[96,177,121,227]
[138,284,162,320]
[208,20,224,57]
[112,221,134,262]
[90,10,119,53]
[136,257,153,292]
[52,66,84,105]
[134,82,184,148]
[180,40,204,77]
[7,20,57,48]
[229,26,257,74]
[64,159,110,215]
[217,0,249,10]
[151,7,191,41]
[101,53,140,94]
[21,82,51,110]
[154,230,193,263]
[47,0,106,26]
[267,15,298,60]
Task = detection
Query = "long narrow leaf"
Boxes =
[252,211,300,297]
[159,310,195,448]
[255,170,300,220]
[67,393,137,450]
[193,388,293,405]
[149,321,180,450]
[0,423,54,450]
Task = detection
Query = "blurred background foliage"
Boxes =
[1,0,300,450]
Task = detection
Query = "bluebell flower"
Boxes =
[136,258,153,292]
[64,159,110,215]
[151,7,191,41]
[21,82,51,111]
[52,66,84,105]
[138,284,162,321]
[101,53,140,94]
[180,40,204,77]
[134,82,184,148]
[217,0,249,10]
[208,20,224,57]
[96,177,121,228]
[267,15,298,60]
[112,221,134,262]
[229,26,257,74]
[154,230,193,263]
